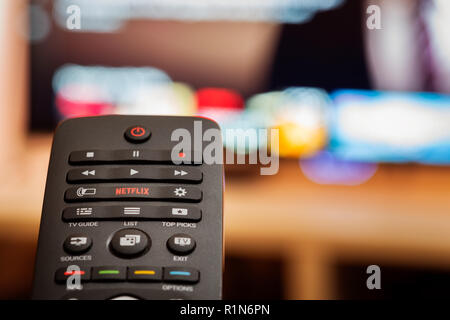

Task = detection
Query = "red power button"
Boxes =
[125,125,151,143]
[130,126,146,137]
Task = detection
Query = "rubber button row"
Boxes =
[67,166,202,183]
[69,150,202,165]
[63,205,201,222]
[55,266,199,283]
[64,230,196,257]
[64,184,202,202]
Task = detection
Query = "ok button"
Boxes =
[125,125,151,143]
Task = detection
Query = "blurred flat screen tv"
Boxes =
[30,0,369,130]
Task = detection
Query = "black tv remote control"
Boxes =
[32,115,223,300]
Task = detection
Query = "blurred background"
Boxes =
[1,0,450,299]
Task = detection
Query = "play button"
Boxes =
[130,169,139,176]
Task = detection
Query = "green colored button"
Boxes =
[98,269,120,275]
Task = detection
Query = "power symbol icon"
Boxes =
[130,127,146,137]
[125,125,151,143]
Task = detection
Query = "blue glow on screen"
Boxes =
[329,90,450,164]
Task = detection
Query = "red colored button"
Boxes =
[125,125,151,143]
[130,126,146,137]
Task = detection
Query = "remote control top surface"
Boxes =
[32,115,223,300]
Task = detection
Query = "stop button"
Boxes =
[124,125,151,143]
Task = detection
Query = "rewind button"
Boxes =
[82,170,95,176]
[67,166,202,183]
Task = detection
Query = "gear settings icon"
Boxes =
[174,187,187,197]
